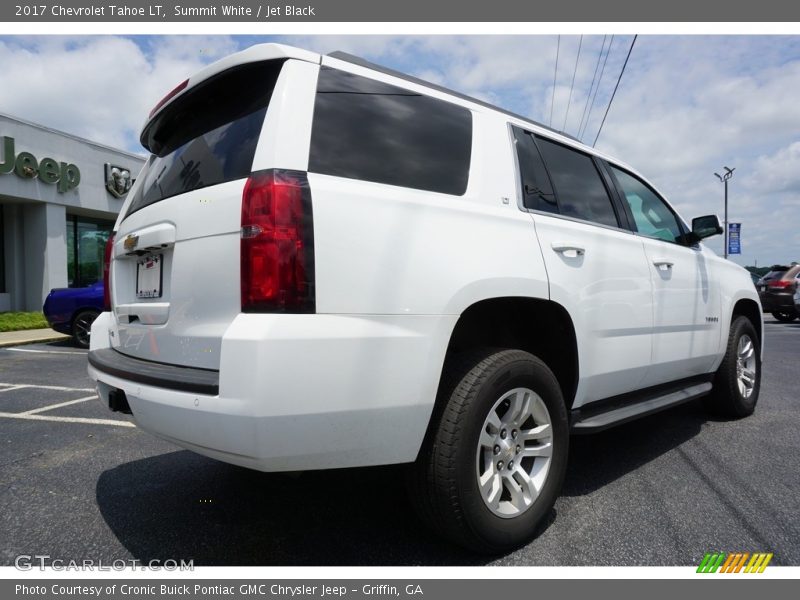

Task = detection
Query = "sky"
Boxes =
[0,34,798,268]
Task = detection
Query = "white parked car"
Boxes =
[89,44,763,552]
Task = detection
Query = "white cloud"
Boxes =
[0,34,797,265]
[591,37,800,265]
[746,141,800,195]
[0,36,234,149]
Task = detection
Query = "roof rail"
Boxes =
[327,51,582,144]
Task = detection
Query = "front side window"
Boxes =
[610,166,683,244]
[535,136,619,228]
[309,68,472,195]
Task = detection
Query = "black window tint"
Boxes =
[309,68,472,195]
[512,126,557,214]
[127,60,284,217]
[536,137,619,228]
[763,269,788,280]
[610,166,682,243]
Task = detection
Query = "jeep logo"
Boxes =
[0,136,81,193]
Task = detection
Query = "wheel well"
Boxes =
[71,307,100,327]
[445,297,579,408]
[732,298,762,347]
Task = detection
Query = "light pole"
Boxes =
[714,166,735,259]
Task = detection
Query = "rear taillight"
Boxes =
[149,78,189,118]
[767,280,792,289]
[240,169,315,313]
[103,233,115,311]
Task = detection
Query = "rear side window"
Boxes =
[127,60,285,217]
[536,136,619,228]
[309,67,472,195]
[512,126,558,214]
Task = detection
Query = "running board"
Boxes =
[570,381,713,434]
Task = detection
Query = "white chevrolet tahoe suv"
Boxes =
[88,43,763,553]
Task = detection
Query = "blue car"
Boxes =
[43,282,104,348]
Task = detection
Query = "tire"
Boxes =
[408,348,569,553]
[71,310,99,349]
[705,316,761,418]
[771,310,797,323]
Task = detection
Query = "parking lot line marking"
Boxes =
[0,385,26,393]
[23,395,98,415]
[0,411,135,427]
[5,348,88,355]
[0,383,95,392]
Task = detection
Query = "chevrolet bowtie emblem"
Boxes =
[123,235,139,251]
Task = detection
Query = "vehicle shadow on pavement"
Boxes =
[96,401,710,565]
[96,454,487,565]
[563,400,706,497]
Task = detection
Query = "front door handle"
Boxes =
[653,260,674,271]
[551,243,586,258]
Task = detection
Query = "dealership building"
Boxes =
[0,113,145,312]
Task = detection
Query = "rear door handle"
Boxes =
[653,260,674,271]
[551,243,585,258]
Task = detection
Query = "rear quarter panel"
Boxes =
[308,109,549,316]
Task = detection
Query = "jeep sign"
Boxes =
[0,136,80,193]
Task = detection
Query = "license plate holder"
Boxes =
[136,254,163,299]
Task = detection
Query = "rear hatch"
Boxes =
[757,267,790,295]
[110,58,286,370]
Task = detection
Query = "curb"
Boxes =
[0,334,71,349]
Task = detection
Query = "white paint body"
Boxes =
[89,44,762,472]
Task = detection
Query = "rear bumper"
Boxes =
[43,309,70,334]
[88,311,455,472]
[47,321,71,335]
[759,292,796,313]
[88,348,219,395]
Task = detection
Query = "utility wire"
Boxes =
[593,34,637,147]
[576,35,607,139]
[562,35,583,132]
[580,34,614,141]
[549,35,560,128]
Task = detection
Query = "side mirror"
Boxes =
[687,214,723,244]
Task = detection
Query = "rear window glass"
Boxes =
[309,67,472,195]
[126,60,284,217]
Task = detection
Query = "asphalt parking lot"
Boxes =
[1,316,798,567]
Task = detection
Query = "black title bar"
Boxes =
[3,0,800,22]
